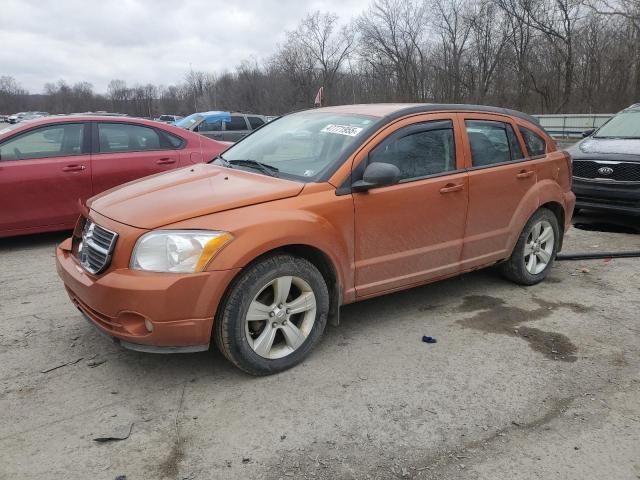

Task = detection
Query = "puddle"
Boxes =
[457,295,588,361]
[573,222,638,234]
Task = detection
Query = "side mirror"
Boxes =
[352,162,401,192]
[582,128,595,138]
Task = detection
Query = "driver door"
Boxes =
[352,114,469,298]
[0,122,91,234]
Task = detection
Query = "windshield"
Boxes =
[594,111,640,139]
[219,111,376,180]
[175,113,203,129]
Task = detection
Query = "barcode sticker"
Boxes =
[320,124,364,137]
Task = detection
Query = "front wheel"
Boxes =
[500,208,560,285]
[214,254,329,375]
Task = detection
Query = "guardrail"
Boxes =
[533,114,612,138]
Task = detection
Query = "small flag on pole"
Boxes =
[314,86,324,107]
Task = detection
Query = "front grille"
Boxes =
[76,219,118,274]
[573,160,640,182]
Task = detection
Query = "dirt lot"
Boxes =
[1,212,639,480]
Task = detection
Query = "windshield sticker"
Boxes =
[303,169,315,177]
[321,124,364,137]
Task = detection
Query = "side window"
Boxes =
[226,115,249,131]
[247,116,265,129]
[520,127,547,157]
[161,131,185,149]
[369,121,456,181]
[98,123,161,153]
[466,120,521,167]
[198,120,222,132]
[0,123,84,161]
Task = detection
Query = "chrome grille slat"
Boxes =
[76,219,118,274]
[86,239,109,255]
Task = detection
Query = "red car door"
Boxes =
[90,121,180,194]
[0,122,92,235]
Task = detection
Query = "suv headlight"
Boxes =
[130,230,233,273]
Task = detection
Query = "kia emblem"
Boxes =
[597,166,614,176]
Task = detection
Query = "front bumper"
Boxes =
[573,178,640,214]
[56,238,240,351]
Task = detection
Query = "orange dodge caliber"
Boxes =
[57,104,575,375]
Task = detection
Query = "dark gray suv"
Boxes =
[569,104,640,215]
[175,111,267,142]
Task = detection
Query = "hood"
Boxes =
[568,137,640,160]
[88,164,304,229]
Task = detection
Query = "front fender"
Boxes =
[165,188,355,302]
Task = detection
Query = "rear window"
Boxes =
[466,120,523,166]
[226,116,248,131]
[247,116,265,129]
[98,123,161,153]
[520,127,546,157]
[161,131,185,149]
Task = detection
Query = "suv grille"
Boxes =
[573,160,640,182]
[77,219,118,274]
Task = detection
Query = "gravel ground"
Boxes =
[1,212,639,480]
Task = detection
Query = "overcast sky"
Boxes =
[1,0,366,93]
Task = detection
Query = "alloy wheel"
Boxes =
[524,219,555,275]
[245,275,317,359]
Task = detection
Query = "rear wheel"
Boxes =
[214,254,329,375]
[500,208,560,285]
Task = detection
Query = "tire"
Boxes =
[500,208,560,286]
[214,254,329,375]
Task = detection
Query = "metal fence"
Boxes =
[534,114,612,138]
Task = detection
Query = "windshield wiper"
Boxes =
[227,159,279,177]
[209,154,231,166]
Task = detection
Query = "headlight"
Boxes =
[130,230,233,273]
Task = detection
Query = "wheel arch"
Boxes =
[539,201,565,251]
[215,243,343,332]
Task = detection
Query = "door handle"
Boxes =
[439,183,464,194]
[156,158,176,165]
[516,170,535,179]
[62,165,86,172]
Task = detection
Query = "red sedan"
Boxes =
[0,115,230,237]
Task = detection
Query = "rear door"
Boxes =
[458,113,537,268]
[353,114,468,297]
[90,122,180,194]
[196,117,224,141]
[0,122,91,233]
[222,115,250,142]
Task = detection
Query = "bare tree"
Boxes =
[288,11,355,104]
[358,0,430,101]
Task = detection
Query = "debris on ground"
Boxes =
[41,357,83,373]
[93,423,134,443]
[422,336,437,344]
[87,359,107,368]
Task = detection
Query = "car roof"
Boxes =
[0,115,195,139]
[314,103,541,126]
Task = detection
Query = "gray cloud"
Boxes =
[1,0,365,92]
